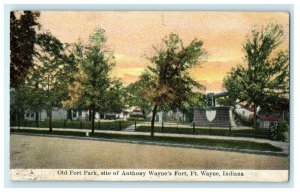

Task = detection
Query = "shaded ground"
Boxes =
[10,134,288,169]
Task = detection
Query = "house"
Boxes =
[24,108,67,121]
[257,114,281,129]
[235,103,254,118]
[24,108,132,121]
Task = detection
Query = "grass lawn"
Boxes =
[11,120,134,131]
[136,126,271,139]
[11,129,282,152]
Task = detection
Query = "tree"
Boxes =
[10,11,40,88]
[141,33,207,136]
[63,28,117,134]
[223,24,289,128]
[215,96,236,107]
[125,73,153,117]
[173,91,207,122]
[28,31,74,132]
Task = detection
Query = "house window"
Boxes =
[78,111,82,117]
[263,121,270,128]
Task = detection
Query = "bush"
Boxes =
[104,114,116,120]
[271,121,289,141]
[234,111,253,127]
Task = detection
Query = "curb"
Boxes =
[11,132,288,157]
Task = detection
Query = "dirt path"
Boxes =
[10,134,288,169]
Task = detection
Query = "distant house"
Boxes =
[257,114,281,129]
[24,108,67,121]
[24,108,132,121]
[235,103,254,118]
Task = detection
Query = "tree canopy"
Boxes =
[63,28,123,133]
[10,11,40,88]
[223,24,289,127]
[140,33,207,136]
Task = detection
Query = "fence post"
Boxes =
[119,120,121,131]
[98,120,100,130]
[228,124,231,136]
[161,121,164,133]
[193,122,195,134]
[134,121,136,131]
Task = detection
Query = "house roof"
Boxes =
[257,114,280,121]
[238,103,254,112]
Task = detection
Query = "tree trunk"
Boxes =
[49,107,53,132]
[253,104,257,129]
[91,109,95,134]
[89,109,92,121]
[150,104,158,137]
[17,111,20,130]
[35,111,39,127]
[67,109,72,121]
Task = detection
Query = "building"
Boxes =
[235,103,254,118]
[256,114,281,129]
[24,108,67,121]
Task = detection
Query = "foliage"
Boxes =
[63,28,123,133]
[23,31,75,131]
[10,11,40,88]
[233,110,253,127]
[177,92,207,122]
[125,73,153,117]
[216,96,236,107]
[271,120,289,141]
[140,33,207,136]
[223,24,289,128]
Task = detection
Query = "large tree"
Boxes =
[223,24,289,128]
[141,33,207,136]
[63,28,119,134]
[10,11,40,88]
[29,31,74,132]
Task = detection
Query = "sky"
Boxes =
[38,11,289,93]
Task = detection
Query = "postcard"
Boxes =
[10,10,290,181]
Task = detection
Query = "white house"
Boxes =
[257,114,281,129]
[235,103,254,118]
[24,108,67,121]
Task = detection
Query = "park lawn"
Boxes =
[136,126,271,139]
[11,129,281,152]
[11,120,135,131]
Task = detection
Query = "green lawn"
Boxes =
[11,120,134,131]
[136,126,271,139]
[11,129,282,152]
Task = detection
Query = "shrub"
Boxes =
[271,121,289,141]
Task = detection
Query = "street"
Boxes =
[10,134,288,169]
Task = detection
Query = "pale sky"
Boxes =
[38,11,289,93]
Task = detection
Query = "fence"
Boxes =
[10,119,134,131]
[134,121,272,139]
